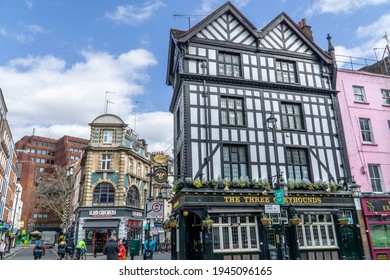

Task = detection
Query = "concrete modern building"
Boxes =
[336,68,390,260]
[15,134,88,232]
[166,2,364,260]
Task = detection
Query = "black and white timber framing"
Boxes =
[167,2,348,185]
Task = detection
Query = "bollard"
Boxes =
[130,248,135,260]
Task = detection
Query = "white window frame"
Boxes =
[368,164,384,193]
[296,214,338,249]
[353,86,366,102]
[382,89,390,105]
[359,118,374,143]
[101,154,112,170]
[103,130,113,143]
[212,216,259,252]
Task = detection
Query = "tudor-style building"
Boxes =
[166,2,364,260]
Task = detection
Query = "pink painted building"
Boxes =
[336,68,390,260]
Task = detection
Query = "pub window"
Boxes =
[281,102,304,130]
[286,148,310,181]
[276,60,297,83]
[103,129,113,144]
[213,216,259,252]
[218,52,241,77]
[382,89,390,105]
[92,183,115,205]
[101,154,112,170]
[126,186,139,208]
[221,97,244,126]
[296,214,337,248]
[368,164,384,192]
[353,86,366,102]
[223,145,248,180]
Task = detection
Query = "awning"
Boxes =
[83,220,119,229]
[295,208,340,215]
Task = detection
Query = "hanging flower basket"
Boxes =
[202,215,214,230]
[290,215,301,226]
[168,221,177,228]
[339,216,349,226]
[261,217,272,226]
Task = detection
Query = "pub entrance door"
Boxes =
[265,225,291,260]
[339,225,363,260]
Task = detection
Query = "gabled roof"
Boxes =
[259,12,331,62]
[172,1,259,43]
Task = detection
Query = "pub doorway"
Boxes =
[185,211,203,260]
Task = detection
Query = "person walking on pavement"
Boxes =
[118,238,127,260]
[66,237,75,258]
[103,236,119,260]
[122,237,128,257]
[57,238,67,260]
[143,236,156,260]
[0,239,6,260]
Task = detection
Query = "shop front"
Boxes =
[361,197,390,260]
[171,188,365,260]
[75,207,144,254]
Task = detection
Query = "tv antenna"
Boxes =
[173,13,206,30]
[104,91,116,114]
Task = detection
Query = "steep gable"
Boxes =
[195,12,257,46]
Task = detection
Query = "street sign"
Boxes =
[146,202,164,219]
[275,189,285,205]
[265,204,280,214]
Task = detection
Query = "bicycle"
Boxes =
[75,248,87,260]
[64,248,74,260]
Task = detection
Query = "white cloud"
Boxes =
[105,1,166,25]
[306,0,390,16]
[1,49,173,153]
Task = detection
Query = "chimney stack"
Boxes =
[298,18,314,41]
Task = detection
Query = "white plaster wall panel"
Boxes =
[285,132,292,145]
[252,68,259,80]
[326,149,336,177]
[247,112,255,128]
[189,46,196,55]
[246,98,253,110]
[298,62,305,72]
[255,99,261,110]
[190,85,197,91]
[254,91,260,97]
[311,158,319,180]
[237,89,243,95]
[304,104,311,115]
[316,135,323,146]
[314,118,321,133]
[211,128,220,141]
[260,57,266,66]
[210,95,218,106]
[268,58,274,67]
[336,151,344,177]
[260,165,268,180]
[210,109,219,125]
[333,137,339,148]
[278,146,285,163]
[213,144,221,178]
[200,108,205,125]
[269,69,276,82]
[319,106,326,116]
[191,127,198,139]
[209,62,217,75]
[231,129,238,141]
[312,104,318,116]
[250,145,258,162]
[244,66,250,79]
[256,113,263,129]
[251,166,259,180]
[190,93,198,105]
[201,143,208,179]
[200,128,206,139]
[198,48,206,56]
[292,133,299,145]
[222,129,229,141]
[322,119,329,133]
[243,54,249,64]
[261,69,268,81]
[324,136,331,147]
[192,142,199,174]
[249,131,256,142]
[287,94,293,100]
[257,131,264,143]
[208,49,216,59]
[315,76,322,88]
[300,134,307,146]
[240,130,247,142]
[190,108,197,124]
[300,74,307,86]
[307,75,314,87]
[189,60,197,73]
[308,135,315,146]
[259,146,266,162]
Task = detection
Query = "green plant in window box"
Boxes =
[338,215,349,226]
[202,215,214,231]
[290,215,301,226]
[261,216,272,226]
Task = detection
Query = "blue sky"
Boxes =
[1,0,389,153]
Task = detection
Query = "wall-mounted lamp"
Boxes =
[183,211,189,217]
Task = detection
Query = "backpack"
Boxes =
[36,240,44,249]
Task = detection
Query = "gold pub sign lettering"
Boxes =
[223,196,322,204]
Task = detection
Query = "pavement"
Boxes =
[4,244,172,260]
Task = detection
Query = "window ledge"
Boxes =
[96,169,116,173]
[362,142,378,146]
[354,101,369,105]
[382,104,390,107]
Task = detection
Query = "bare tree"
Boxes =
[35,165,71,227]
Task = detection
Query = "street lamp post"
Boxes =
[266,112,280,189]
[144,172,154,254]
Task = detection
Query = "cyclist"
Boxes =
[75,239,87,260]
[143,236,156,260]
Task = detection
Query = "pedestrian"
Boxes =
[122,237,128,257]
[57,238,67,260]
[103,236,119,260]
[143,236,156,260]
[118,238,127,260]
[0,239,6,260]
[65,237,75,258]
